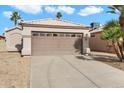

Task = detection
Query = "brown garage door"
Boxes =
[31,32,83,55]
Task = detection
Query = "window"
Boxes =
[59,33,64,37]
[40,33,45,36]
[46,33,52,36]
[65,34,70,37]
[77,34,82,37]
[32,33,39,36]
[71,34,75,37]
[53,33,58,37]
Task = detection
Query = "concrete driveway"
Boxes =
[30,55,124,88]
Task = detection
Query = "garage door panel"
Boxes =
[32,32,83,55]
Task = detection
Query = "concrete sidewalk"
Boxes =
[30,55,124,88]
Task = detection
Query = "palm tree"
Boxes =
[101,20,124,61]
[107,5,124,31]
[56,12,62,19]
[10,11,21,26]
[108,6,124,60]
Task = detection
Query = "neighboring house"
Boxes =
[0,35,5,40]
[89,27,115,53]
[5,18,91,56]
[5,27,22,52]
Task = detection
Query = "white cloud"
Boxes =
[78,6,104,16]
[44,6,75,15]
[11,5,42,14]
[3,11,12,18]
[45,6,56,13]
[58,6,75,14]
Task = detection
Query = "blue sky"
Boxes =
[0,5,119,35]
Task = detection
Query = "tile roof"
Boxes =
[21,18,88,27]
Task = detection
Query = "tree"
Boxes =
[56,12,62,19]
[10,11,21,26]
[101,20,124,61]
[108,5,124,60]
[107,5,124,31]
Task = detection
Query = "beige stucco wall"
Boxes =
[5,28,22,52]
[89,32,114,53]
[22,26,90,55]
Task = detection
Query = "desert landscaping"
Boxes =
[1,39,124,87]
[0,40,30,88]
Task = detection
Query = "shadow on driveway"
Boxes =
[76,52,120,63]
[76,52,124,72]
[90,53,120,63]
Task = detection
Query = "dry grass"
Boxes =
[0,40,30,88]
[0,53,30,87]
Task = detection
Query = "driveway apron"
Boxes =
[30,55,124,88]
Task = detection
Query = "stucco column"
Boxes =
[21,29,31,56]
[83,32,90,54]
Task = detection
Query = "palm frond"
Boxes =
[107,11,116,14]
[113,5,123,11]
[10,11,21,26]
[101,20,122,41]
[103,20,119,30]
[108,5,116,11]
[107,5,121,14]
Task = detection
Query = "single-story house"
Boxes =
[5,18,91,56]
[89,27,115,53]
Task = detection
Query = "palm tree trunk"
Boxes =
[117,37,124,59]
[112,40,122,62]
[14,19,17,26]
[119,14,124,60]
[119,14,124,31]
[117,41,124,59]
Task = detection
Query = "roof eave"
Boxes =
[5,27,22,32]
[20,23,90,30]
